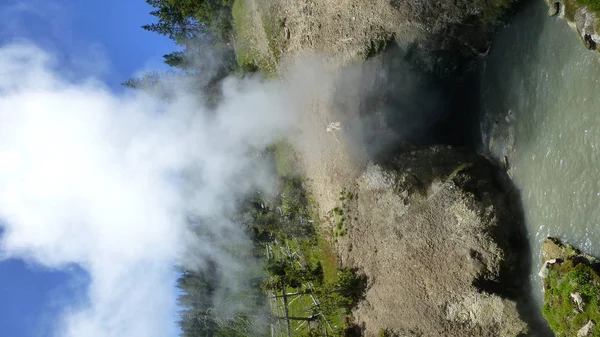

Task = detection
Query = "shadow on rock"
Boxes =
[472,165,553,337]
[332,40,483,165]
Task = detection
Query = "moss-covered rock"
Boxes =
[544,0,600,52]
[541,237,600,337]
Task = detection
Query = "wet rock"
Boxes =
[542,236,579,261]
[548,2,560,16]
[584,33,597,50]
[578,320,594,337]
[544,0,600,52]
[501,155,509,170]
[538,258,559,278]
[571,292,584,312]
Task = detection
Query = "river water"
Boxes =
[481,0,600,312]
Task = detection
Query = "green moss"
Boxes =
[577,0,600,12]
[379,328,391,337]
[474,0,517,25]
[317,233,340,283]
[448,162,473,181]
[563,0,600,24]
[563,0,578,22]
[232,0,253,67]
[260,10,287,65]
[339,189,354,201]
[562,0,599,42]
[267,141,298,177]
[566,245,581,258]
[543,259,600,336]
[231,0,278,75]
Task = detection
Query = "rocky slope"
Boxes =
[240,0,517,76]
[324,147,531,336]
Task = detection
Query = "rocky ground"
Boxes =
[333,147,531,336]
[235,0,538,335]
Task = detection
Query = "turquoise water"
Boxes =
[482,0,600,307]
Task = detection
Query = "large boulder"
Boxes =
[332,146,531,336]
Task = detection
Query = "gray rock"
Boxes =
[578,320,594,337]
[341,147,529,336]
[545,0,600,51]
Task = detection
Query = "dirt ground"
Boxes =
[278,60,528,336]
[236,0,531,335]
[239,0,422,71]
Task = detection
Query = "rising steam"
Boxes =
[0,42,297,337]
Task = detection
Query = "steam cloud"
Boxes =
[0,42,298,337]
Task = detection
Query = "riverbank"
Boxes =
[480,0,600,335]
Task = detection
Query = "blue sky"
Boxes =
[0,1,178,336]
[0,0,176,89]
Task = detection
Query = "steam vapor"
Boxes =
[0,42,296,337]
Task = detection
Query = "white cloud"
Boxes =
[0,42,296,337]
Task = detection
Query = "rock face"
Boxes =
[540,237,600,336]
[246,0,519,77]
[331,147,530,336]
[545,0,600,51]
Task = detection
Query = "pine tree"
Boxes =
[163,51,193,70]
[143,0,207,44]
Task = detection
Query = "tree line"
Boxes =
[173,153,364,336]
[123,0,243,100]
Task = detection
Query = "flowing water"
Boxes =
[481,0,600,312]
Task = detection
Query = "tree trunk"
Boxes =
[268,290,312,299]
[273,314,318,322]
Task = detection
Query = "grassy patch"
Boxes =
[232,0,275,74]
[543,259,600,336]
[318,234,340,283]
[563,0,579,22]
[268,141,298,178]
[379,328,392,337]
[330,206,347,238]
[232,0,256,70]
[561,0,600,26]
[262,221,362,335]
[574,0,600,36]
[330,189,355,238]
[577,0,600,12]
[231,0,281,75]
[248,149,363,336]
[259,2,288,65]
